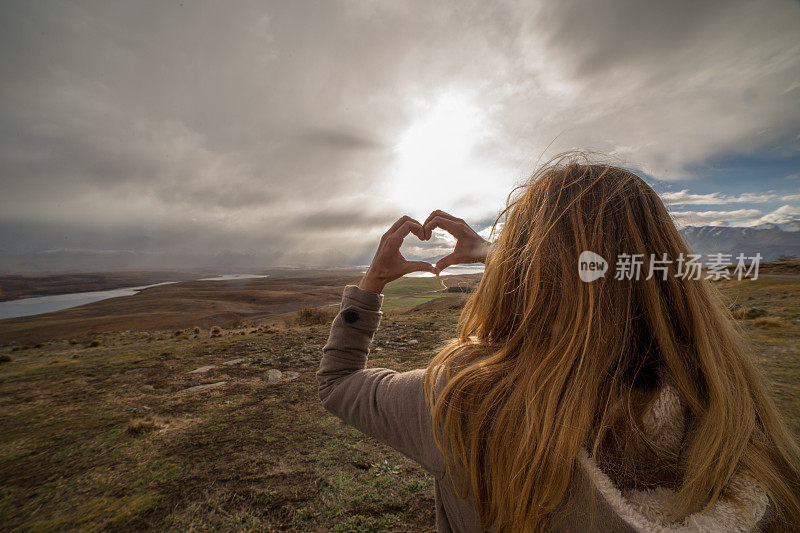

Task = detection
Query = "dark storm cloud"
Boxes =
[298,208,396,234]
[0,0,798,269]
[298,129,382,151]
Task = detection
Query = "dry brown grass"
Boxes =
[127,414,170,435]
[753,317,786,329]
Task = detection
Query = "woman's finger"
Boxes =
[390,220,426,244]
[403,260,436,275]
[434,252,462,274]
[383,215,418,240]
[423,216,463,240]
[423,209,460,225]
[423,210,459,238]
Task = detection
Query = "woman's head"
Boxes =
[476,154,690,349]
[425,152,800,531]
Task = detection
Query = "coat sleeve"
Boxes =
[316,284,445,478]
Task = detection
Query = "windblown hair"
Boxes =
[424,152,800,532]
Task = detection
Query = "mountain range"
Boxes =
[680,222,800,262]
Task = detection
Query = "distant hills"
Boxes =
[680,223,800,262]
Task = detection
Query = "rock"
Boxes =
[141,384,155,391]
[284,371,299,380]
[728,304,768,319]
[181,381,227,393]
[187,365,216,374]
[264,369,282,383]
[406,339,419,345]
[222,358,246,366]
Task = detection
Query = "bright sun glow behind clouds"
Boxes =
[385,91,514,222]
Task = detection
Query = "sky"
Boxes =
[1,0,799,269]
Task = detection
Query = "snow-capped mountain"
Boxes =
[748,221,800,232]
[680,222,800,261]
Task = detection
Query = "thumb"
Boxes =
[434,253,460,274]
[403,261,436,275]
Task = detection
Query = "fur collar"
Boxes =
[578,384,770,532]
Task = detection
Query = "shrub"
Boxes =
[192,326,201,335]
[69,339,79,345]
[210,326,222,336]
[89,339,102,347]
[174,330,183,337]
[296,306,335,326]
[0,354,12,363]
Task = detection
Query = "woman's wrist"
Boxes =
[476,239,492,264]
[358,272,386,294]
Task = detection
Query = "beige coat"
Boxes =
[317,285,770,532]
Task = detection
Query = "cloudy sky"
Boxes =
[1,0,799,269]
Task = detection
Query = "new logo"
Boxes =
[578,251,608,282]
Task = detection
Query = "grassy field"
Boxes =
[0,274,797,531]
[380,277,448,311]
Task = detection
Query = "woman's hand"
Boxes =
[358,216,436,294]
[423,210,490,274]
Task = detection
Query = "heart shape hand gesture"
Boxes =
[422,210,492,275]
[358,211,491,294]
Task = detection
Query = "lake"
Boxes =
[404,264,486,277]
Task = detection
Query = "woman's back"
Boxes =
[319,153,800,531]
[318,296,771,531]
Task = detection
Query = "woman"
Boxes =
[316,153,800,532]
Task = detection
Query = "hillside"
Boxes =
[0,275,797,530]
[0,276,362,345]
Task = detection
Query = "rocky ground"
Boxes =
[0,273,797,531]
[0,284,467,531]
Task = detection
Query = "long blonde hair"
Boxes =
[424,152,800,532]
